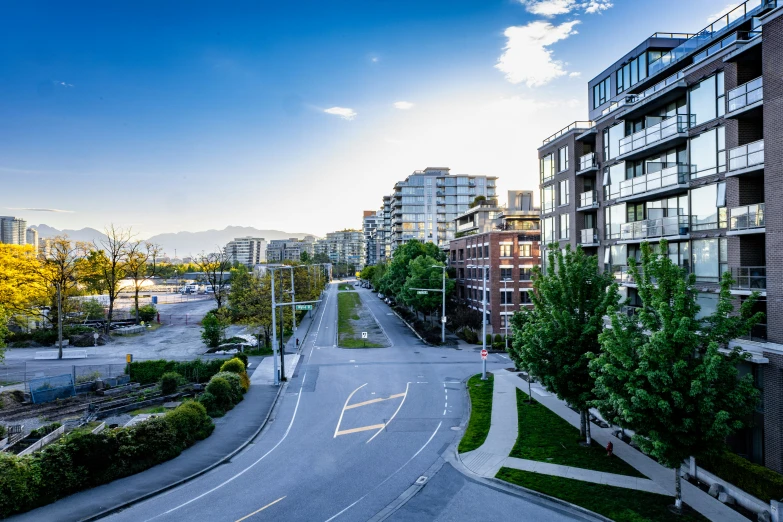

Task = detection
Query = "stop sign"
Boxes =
[481,349,488,359]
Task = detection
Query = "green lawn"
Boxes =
[496,468,708,522]
[337,292,382,348]
[458,373,494,453]
[511,389,644,477]
[130,405,167,415]
[338,284,354,291]
[244,346,274,356]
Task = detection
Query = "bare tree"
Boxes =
[124,241,162,323]
[194,249,230,309]
[93,225,133,334]
[35,236,83,359]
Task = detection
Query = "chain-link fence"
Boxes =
[158,314,206,326]
[0,363,28,387]
[0,362,129,392]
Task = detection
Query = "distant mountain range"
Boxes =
[31,225,315,257]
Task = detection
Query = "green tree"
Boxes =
[194,250,231,309]
[299,251,310,263]
[589,240,763,511]
[510,245,618,444]
[123,241,162,324]
[0,305,8,363]
[201,311,228,348]
[378,240,445,299]
[312,252,330,265]
[401,256,453,324]
[371,261,386,289]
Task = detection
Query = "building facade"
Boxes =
[224,236,266,267]
[538,0,782,472]
[449,190,541,337]
[362,210,382,267]
[387,167,497,252]
[0,216,27,245]
[314,230,365,269]
[265,237,315,263]
[25,228,38,253]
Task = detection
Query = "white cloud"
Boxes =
[393,101,414,110]
[519,0,612,17]
[496,21,580,87]
[569,71,582,77]
[55,81,74,88]
[9,207,74,213]
[323,107,357,120]
[708,3,741,22]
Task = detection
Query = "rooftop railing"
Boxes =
[542,121,594,145]
[618,114,692,156]
[728,140,764,171]
[728,77,763,112]
[731,266,766,290]
[620,215,691,241]
[578,152,596,171]
[729,203,765,231]
[618,164,689,199]
[647,0,770,76]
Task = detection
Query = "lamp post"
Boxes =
[270,267,280,385]
[432,265,446,344]
[503,277,509,351]
[468,264,489,380]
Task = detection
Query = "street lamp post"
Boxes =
[432,265,446,344]
[270,268,280,385]
[503,277,509,351]
[468,264,488,380]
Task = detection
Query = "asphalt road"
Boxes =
[99,282,588,522]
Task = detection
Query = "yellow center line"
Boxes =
[334,383,368,438]
[335,424,386,436]
[344,393,405,410]
[235,496,286,522]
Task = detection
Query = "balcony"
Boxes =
[542,121,594,145]
[618,71,687,120]
[617,114,692,161]
[579,228,599,247]
[727,77,763,117]
[617,164,689,202]
[619,215,690,243]
[577,153,598,175]
[731,266,766,293]
[727,140,764,176]
[728,203,765,235]
[577,190,599,210]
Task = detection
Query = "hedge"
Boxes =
[127,358,226,385]
[197,368,247,418]
[700,451,783,503]
[0,401,214,518]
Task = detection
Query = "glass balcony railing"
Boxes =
[729,140,764,171]
[618,114,692,156]
[579,228,598,245]
[578,152,596,171]
[579,190,598,208]
[731,266,766,290]
[624,71,686,107]
[542,121,594,145]
[618,164,689,199]
[647,0,769,76]
[729,203,765,231]
[728,77,763,112]
[620,215,691,241]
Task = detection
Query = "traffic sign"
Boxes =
[295,304,313,311]
[361,332,368,339]
[481,349,488,359]
[441,316,447,323]
[416,290,428,295]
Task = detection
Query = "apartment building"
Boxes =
[538,0,782,472]
[449,190,541,337]
[266,237,315,263]
[387,167,497,252]
[224,236,266,267]
[0,216,27,245]
[362,210,382,267]
[314,230,365,269]
[25,228,38,254]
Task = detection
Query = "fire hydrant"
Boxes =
[606,441,614,457]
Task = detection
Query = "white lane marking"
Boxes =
[324,421,443,522]
[366,381,410,444]
[442,409,446,415]
[334,383,368,438]
[498,354,508,360]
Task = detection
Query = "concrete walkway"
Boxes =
[460,369,748,522]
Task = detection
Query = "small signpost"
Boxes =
[295,304,313,311]
[361,332,368,338]
[361,331,368,348]
[481,349,488,359]
[481,349,488,380]
[416,290,428,295]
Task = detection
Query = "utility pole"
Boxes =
[503,277,509,351]
[57,282,63,360]
[432,265,446,344]
[289,266,296,332]
[271,268,279,385]
[481,265,487,380]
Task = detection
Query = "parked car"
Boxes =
[378,293,385,299]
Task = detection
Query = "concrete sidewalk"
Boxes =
[460,369,747,522]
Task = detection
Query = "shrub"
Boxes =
[29,423,61,439]
[81,299,105,320]
[493,333,502,344]
[0,425,6,439]
[200,312,226,348]
[197,391,220,417]
[485,333,492,346]
[163,401,214,447]
[212,372,244,402]
[234,352,248,369]
[701,451,783,503]
[460,327,478,344]
[205,377,234,414]
[219,358,245,374]
[138,304,157,323]
[159,372,182,395]
[128,358,225,385]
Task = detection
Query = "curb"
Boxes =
[386,307,431,346]
[450,373,611,522]
[81,377,287,521]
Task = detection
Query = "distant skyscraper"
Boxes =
[0,216,27,245]
[362,210,382,266]
[224,237,266,267]
[26,228,39,253]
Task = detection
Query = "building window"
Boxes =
[500,267,512,281]
[689,72,725,126]
[500,244,512,257]
[690,127,726,179]
[558,146,569,172]
[500,290,513,304]
[500,314,509,329]
[519,244,532,257]
[559,180,570,206]
[459,248,464,260]
[484,245,489,258]
[540,153,555,182]
[603,123,625,161]
[690,182,726,231]
[520,290,532,304]
[604,203,626,240]
[559,214,570,240]
[616,55,647,94]
[543,216,555,244]
[520,268,532,281]
[593,76,610,108]
[543,185,555,213]
[692,238,728,282]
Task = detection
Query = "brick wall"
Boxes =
[762,352,783,473]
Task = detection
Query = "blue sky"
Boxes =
[0,0,737,238]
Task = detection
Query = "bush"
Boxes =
[0,425,5,439]
[0,401,214,518]
[205,377,234,414]
[138,304,157,323]
[701,451,783,503]
[219,358,245,374]
[29,423,61,439]
[460,327,478,344]
[81,299,105,320]
[159,372,182,395]
[201,312,226,348]
[234,352,248,369]
[212,372,244,402]
[486,333,492,346]
[128,358,226,385]
[493,333,502,344]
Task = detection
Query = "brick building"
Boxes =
[449,191,541,337]
[538,0,783,472]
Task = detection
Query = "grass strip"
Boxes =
[458,373,494,453]
[511,389,644,477]
[130,405,167,415]
[496,468,708,522]
[338,284,354,291]
[338,292,361,338]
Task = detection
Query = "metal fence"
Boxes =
[29,374,76,404]
[0,362,129,392]
[158,314,206,326]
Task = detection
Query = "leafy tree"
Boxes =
[589,240,763,511]
[0,244,47,316]
[401,256,453,323]
[378,240,445,299]
[360,265,376,282]
[123,241,162,324]
[312,252,330,265]
[80,299,106,321]
[447,302,482,332]
[299,251,310,263]
[201,311,228,348]
[194,250,231,309]
[93,225,133,334]
[469,195,486,208]
[371,261,386,289]
[510,245,618,444]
